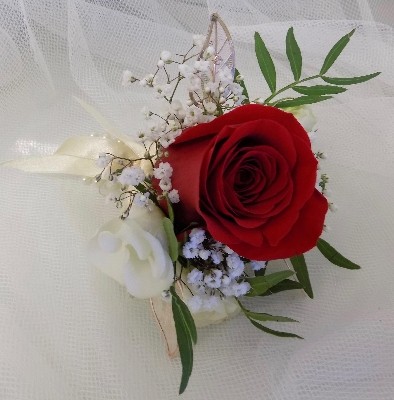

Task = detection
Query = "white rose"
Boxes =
[88,206,173,299]
[285,105,317,132]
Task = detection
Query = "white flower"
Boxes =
[227,253,245,279]
[155,84,172,98]
[140,74,156,87]
[221,274,231,287]
[187,75,202,91]
[118,166,145,186]
[153,162,173,179]
[178,64,195,79]
[210,250,224,265]
[286,105,317,132]
[187,268,204,285]
[204,80,219,94]
[198,249,211,260]
[189,228,206,245]
[204,269,223,289]
[121,70,136,87]
[250,260,267,271]
[218,67,234,85]
[88,206,173,299]
[168,189,180,203]
[232,282,251,297]
[223,245,234,254]
[184,105,203,126]
[160,50,172,62]
[204,45,215,59]
[203,101,217,114]
[183,242,199,259]
[159,177,172,192]
[134,193,149,208]
[194,60,210,72]
[96,152,112,168]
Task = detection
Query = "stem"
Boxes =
[168,75,183,103]
[263,74,321,104]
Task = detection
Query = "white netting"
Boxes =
[1,0,394,399]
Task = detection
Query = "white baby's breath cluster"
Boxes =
[153,162,179,202]
[101,35,245,221]
[121,34,246,145]
[182,228,266,313]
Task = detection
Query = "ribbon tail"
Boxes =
[1,135,138,177]
[150,296,179,358]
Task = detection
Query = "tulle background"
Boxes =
[1,1,393,399]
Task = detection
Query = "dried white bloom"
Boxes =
[160,50,172,62]
[118,166,145,186]
[168,189,180,203]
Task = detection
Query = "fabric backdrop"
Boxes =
[0,1,393,399]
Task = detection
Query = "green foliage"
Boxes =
[254,32,276,93]
[238,299,301,338]
[166,196,175,222]
[322,72,381,85]
[246,270,294,296]
[249,319,303,339]
[286,27,302,81]
[259,279,303,296]
[317,239,361,269]
[320,29,355,75]
[275,96,333,108]
[170,286,197,394]
[162,218,179,262]
[290,254,314,299]
[292,85,346,95]
[252,27,379,107]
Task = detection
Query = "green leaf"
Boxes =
[286,27,302,81]
[245,310,298,323]
[249,319,303,339]
[320,28,355,75]
[234,68,250,104]
[260,279,303,296]
[170,286,197,394]
[293,85,346,95]
[162,218,179,262]
[322,72,381,85]
[317,238,361,270]
[290,255,314,299]
[246,270,294,296]
[254,32,276,93]
[166,196,174,223]
[275,95,332,108]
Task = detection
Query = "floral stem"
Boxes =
[263,74,322,104]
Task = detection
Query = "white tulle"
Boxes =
[0,1,393,399]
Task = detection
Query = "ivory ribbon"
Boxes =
[1,135,137,177]
[1,97,143,176]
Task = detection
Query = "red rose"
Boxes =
[167,104,328,260]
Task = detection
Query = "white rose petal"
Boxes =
[88,206,173,299]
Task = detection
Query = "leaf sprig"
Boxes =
[253,28,380,107]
